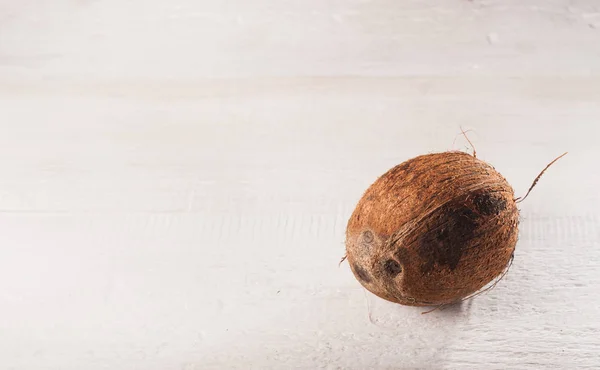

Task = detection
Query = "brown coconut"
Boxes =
[345,151,519,306]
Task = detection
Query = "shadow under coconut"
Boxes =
[354,291,472,368]
[363,289,474,329]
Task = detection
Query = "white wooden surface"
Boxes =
[1,1,599,369]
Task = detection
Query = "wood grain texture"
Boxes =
[0,0,599,369]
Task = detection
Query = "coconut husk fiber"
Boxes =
[345,151,519,306]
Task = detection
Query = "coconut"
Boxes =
[345,151,522,306]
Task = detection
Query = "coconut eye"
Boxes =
[362,230,374,243]
[383,259,402,276]
[352,263,371,283]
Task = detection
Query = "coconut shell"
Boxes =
[345,151,519,306]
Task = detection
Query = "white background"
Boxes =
[1,1,599,369]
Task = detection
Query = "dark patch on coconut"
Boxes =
[418,206,478,272]
[353,263,371,283]
[473,193,507,216]
[383,259,402,276]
